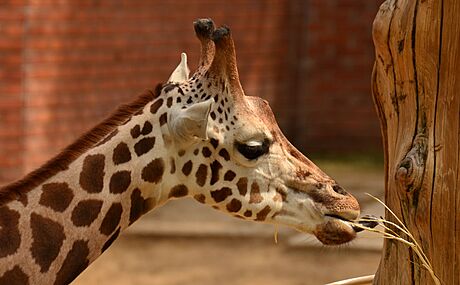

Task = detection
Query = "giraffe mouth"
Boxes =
[313,218,357,245]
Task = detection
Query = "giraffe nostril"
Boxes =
[332,185,348,196]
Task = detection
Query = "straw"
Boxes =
[348,194,441,285]
[325,274,374,285]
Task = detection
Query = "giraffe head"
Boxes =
[160,19,360,245]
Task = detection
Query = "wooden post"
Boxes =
[372,0,460,284]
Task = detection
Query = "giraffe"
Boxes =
[0,19,361,285]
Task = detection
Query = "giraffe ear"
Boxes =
[168,52,190,83]
[168,99,213,142]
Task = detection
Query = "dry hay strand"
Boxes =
[348,194,441,285]
[326,194,441,285]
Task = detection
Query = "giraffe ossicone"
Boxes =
[0,18,362,285]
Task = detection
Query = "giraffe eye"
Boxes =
[235,139,270,160]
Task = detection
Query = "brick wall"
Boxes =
[0,0,383,184]
[279,0,383,153]
[0,0,26,183]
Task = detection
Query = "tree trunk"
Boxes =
[372,0,460,284]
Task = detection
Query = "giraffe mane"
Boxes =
[0,84,163,206]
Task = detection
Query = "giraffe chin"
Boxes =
[313,219,357,246]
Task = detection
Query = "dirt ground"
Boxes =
[73,159,384,285]
[74,236,381,285]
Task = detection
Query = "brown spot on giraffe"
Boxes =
[0,207,21,258]
[134,137,156,156]
[170,158,176,174]
[256,206,272,221]
[210,138,219,149]
[30,213,65,272]
[195,164,207,186]
[150,98,163,114]
[102,227,121,253]
[0,266,29,285]
[141,158,165,183]
[112,142,131,165]
[109,171,132,194]
[224,170,236,181]
[169,184,189,198]
[79,154,105,193]
[141,121,153,135]
[218,148,230,161]
[99,203,123,236]
[159,113,167,126]
[166,96,173,108]
[226,198,242,212]
[39,182,74,212]
[130,125,141,139]
[182,160,193,176]
[210,160,222,185]
[54,240,90,285]
[243,210,252,217]
[194,194,206,203]
[202,146,212,157]
[249,182,263,203]
[71,199,103,227]
[211,187,232,203]
[236,177,248,196]
[129,189,150,225]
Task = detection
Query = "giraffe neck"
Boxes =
[0,95,180,285]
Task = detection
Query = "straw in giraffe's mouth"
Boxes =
[324,213,379,233]
[352,214,379,232]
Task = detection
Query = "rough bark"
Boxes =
[372,0,460,284]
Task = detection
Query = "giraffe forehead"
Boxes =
[239,96,278,130]
[210,96,277,144]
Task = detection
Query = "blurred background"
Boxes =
[1,0,385,284]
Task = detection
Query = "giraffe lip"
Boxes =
[314,219,357,245]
